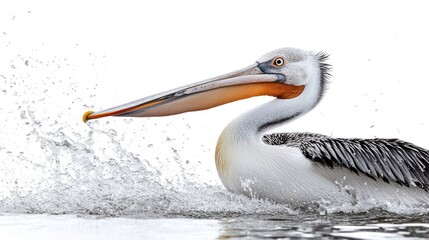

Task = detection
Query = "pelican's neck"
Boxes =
[215,71,323,181]
[229,75,322,140]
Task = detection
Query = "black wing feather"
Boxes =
[262,132,429,191]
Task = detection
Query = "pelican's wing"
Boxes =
[263,133,429,190]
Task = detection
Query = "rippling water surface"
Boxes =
[1,212,429,239]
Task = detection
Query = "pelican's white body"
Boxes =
[216,124,429,206]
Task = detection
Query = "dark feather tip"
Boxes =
[315,51,332,101]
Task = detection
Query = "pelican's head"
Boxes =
[83,48,330,122]
[258,48,329,87]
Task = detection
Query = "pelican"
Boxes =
[83,48,429,206]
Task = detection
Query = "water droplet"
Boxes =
[124,119,133,124]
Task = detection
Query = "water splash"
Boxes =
[1,107,295,216]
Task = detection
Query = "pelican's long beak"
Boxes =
[83,62,304,122]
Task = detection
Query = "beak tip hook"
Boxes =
[82,111,94,123]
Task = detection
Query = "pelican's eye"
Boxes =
[272,56,285,67]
